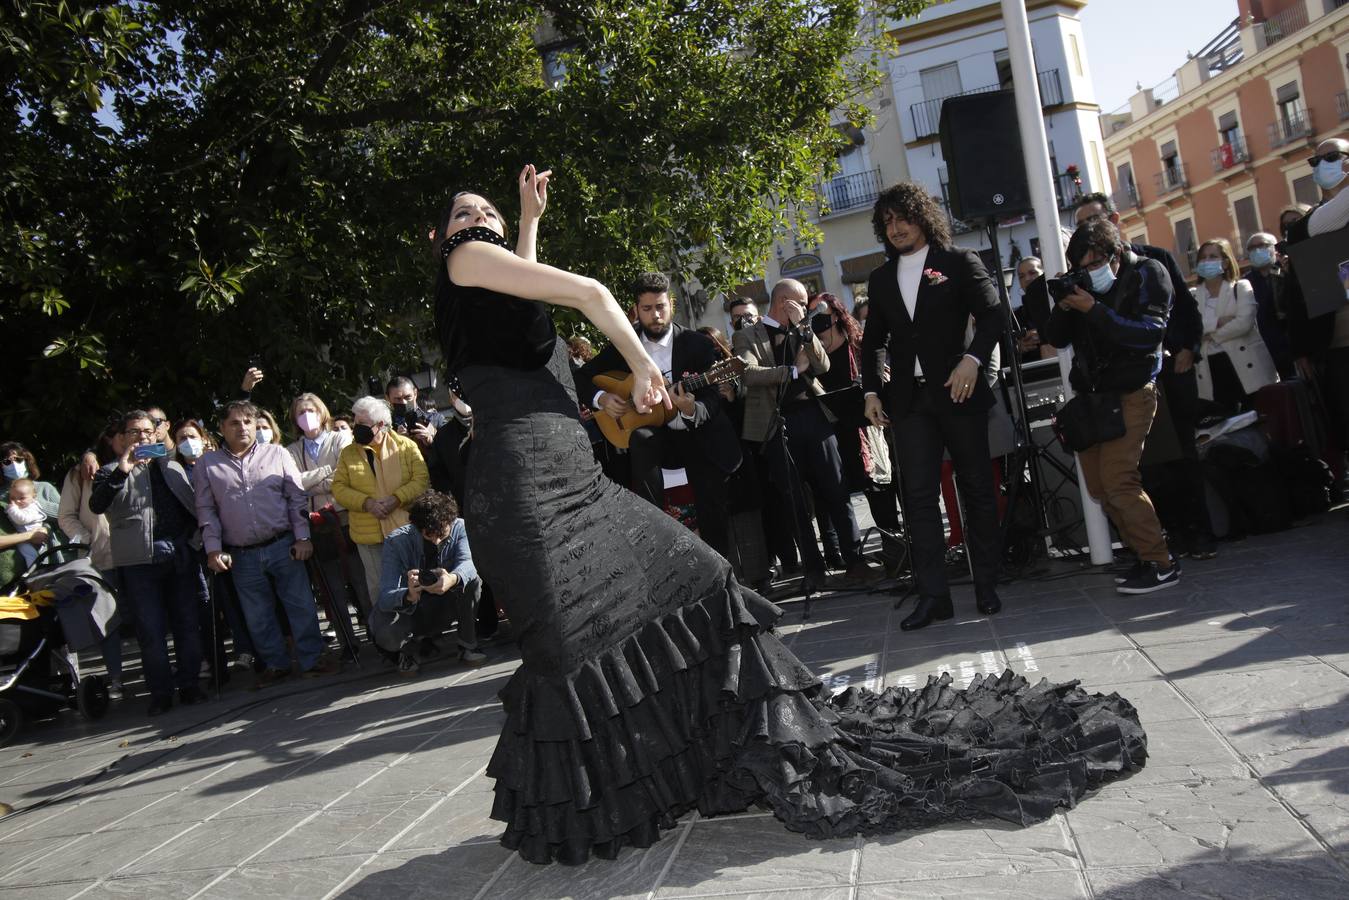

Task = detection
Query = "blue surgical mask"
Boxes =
[1196,260,1224,280]
[1089,261,1116,294]
[2,461,26,481]
[256,427,274,445]
[1248,247,1274,268]
[1314,159,1346,191]
[179,438,205,460]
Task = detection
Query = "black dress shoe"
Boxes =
[178,687,206,705]
[976,588,1002,616]
[147,695,173,717]
[900,595,954,631]
[801,568,830,595]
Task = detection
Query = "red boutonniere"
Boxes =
[923,268,948,285]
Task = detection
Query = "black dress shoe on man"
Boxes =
[147,695,173,717]
[178,687,206,705]
[976,588,1002,616]
[900,595,954,631]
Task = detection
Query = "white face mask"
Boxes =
[256,427,274,444]
[179,438,205,460]
[1314,158,1347,191]
[1089,261,1116,294]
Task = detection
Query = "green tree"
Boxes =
[1,0,936,464]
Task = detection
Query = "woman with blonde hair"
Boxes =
[286,393,352,514]
[1193,237,1278,415]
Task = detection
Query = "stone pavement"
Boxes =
[1,504,1347,899]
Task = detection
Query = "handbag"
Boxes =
[1054,391,1126,452]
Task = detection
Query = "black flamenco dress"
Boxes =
[436,226,1148,866]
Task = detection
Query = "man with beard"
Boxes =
[577,272,741,558]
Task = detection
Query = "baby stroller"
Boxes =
[0,545,116,747]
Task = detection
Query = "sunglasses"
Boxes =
[1308,151,1344,167]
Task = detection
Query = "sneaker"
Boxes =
[458,647,488,668]
[1117,562,1181,595]
[107,680,124,701]
[1113,560,1146,585]
[397,650,420,678]
[1188,532,1218,560]
[233,652,255,671]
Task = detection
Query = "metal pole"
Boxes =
[999,0,1113,565]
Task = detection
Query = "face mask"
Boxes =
[353,424,375,445]
[1089,261,1116,294]
[1196,260,1224,280]
[1248,247,1274,268]
[1314,159,1347,191]
[256,427,274,444]
[296,411,320,433]
[2,461,26,481]
[179,438,205,460]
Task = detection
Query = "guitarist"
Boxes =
[577,272,742,558]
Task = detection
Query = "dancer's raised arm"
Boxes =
[516,164,550,263]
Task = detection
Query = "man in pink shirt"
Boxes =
[194,400,338,686]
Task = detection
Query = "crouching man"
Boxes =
[371,490,487,675]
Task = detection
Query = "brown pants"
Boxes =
[1077,384,1170,565]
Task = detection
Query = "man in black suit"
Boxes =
[861,182,1006,630]
[577,272,741,558]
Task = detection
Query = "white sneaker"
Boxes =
[458,647,488,668]
[107,680,124,701]
[233,652,255,670]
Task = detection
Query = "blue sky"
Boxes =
[1080,0,1241,113]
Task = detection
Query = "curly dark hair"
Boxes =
[1067,217,1123,270]
[871,181,951,255]
[408,489,459,533]
[632,271,670,298]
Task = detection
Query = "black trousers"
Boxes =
[369,579,482,655]
[893,387,999,598]
[1158,358,1212,537]
[628,425,731,560]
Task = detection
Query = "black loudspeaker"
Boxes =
[938,91,1032,222]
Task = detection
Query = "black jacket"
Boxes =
[861,244,1004,418]
[1043,250,1173,394]
[576,323,742,474]
[1132,242,1201,354]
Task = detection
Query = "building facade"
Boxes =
[1103,0,1349,275]
[749,0,1106,315]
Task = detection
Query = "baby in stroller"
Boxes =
[0,549,117,746]
[5,479,53,569]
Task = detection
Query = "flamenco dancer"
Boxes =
[434,165,1147,866]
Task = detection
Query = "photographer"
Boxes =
[371,490,486,676]
[1043,219,1178,595]
[385,376,451,491]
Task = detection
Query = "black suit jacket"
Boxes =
[861,244,1005,419]
[576,324,742,474]
[1133,242,1201,354]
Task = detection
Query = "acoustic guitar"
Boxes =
[592,357,745,449]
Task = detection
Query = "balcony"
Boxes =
[819,168,882,216]
[1111,185,1140,212]
[1154,162,1189,197]
[1338,92,1349,122]
[1261,4,1309,48]
[909,69,1064,140]
[940,199,975,234]
[1211,135,1251,174]
[1268,109,1315,150]
[1054,172,1084,210]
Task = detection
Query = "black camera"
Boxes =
[1046,269,1095,303]
[416,569,439,586]
[393,404,429,432]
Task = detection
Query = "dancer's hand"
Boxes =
[630,361,670,415]
[864,394,890,428]
[518,164,551,220]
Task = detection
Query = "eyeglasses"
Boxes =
[1308,151,1344,167]
[124,429,155,438]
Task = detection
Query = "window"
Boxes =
[1069,34,1084,77]
[1173,217,1197,274]
[920,63,962,101]
[1218,111,1240,147]
[994,50,1013,89]
[1232,196,1260,249]
[1276,82,1308,133]
[1292,174,1320,206]
[1160,140,1183,189]
[1117,162,1136,198]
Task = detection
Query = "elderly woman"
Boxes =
[1193,237,1279,415]
[331,396,429,613]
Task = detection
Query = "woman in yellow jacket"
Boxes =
[332,396,429,612]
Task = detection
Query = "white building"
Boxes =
[750,0,1109,315]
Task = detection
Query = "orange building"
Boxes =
[1102,0,1349,274]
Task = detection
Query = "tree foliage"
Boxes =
[1,0,939,463]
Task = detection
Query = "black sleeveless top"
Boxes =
[436,226,557,374]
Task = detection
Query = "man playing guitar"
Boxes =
[576,272,743,558]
